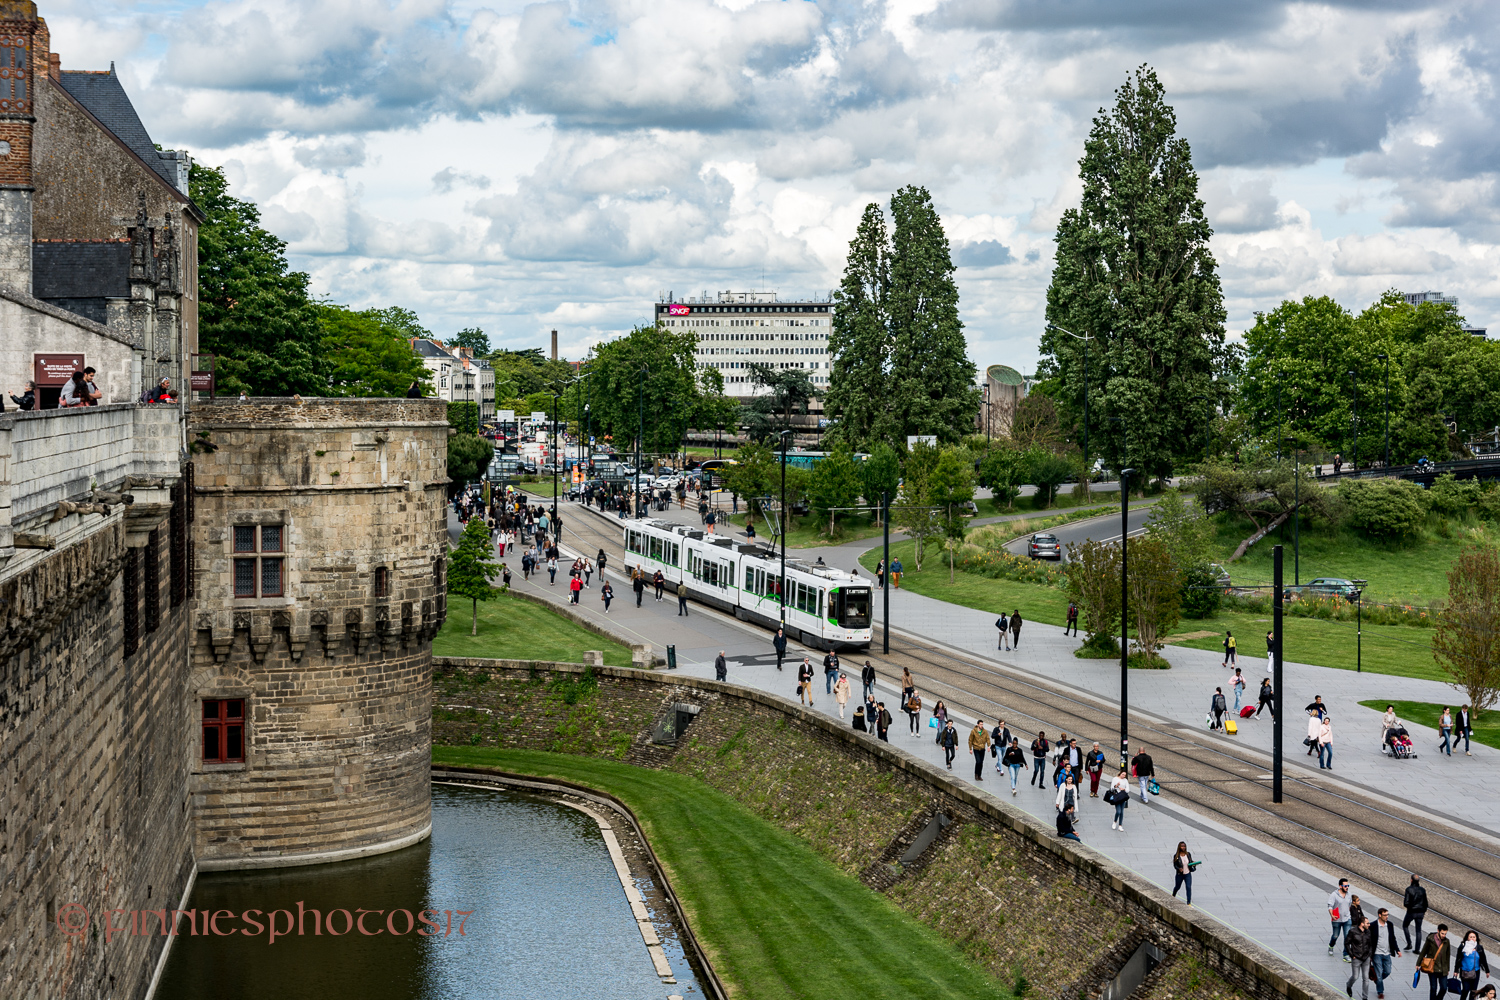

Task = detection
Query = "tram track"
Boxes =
[551,500,1500,941]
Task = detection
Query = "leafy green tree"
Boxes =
[448,401,480,435]
[929,449,975,581]
[860,442,901,523]
[896,441,942,569]
[191,162,324,396]
[1338,478,1427,539]
[1041,67,1226,483]
[1144,488,1214,570]
[451,327,491,354]
[977,445,1025,511]
[1433,546,1500,713]
[808,447,863,535]
[586,325,720,457]
[826,204,892,447]
[1127,536,1181,662]
[721,442,776,518]
[1427,473,1482,516]
[1026,452,1074,509]
[888,186,980,444]
[1008,394,1064,453]
[739,364,820,444]
[1066,538,1121,654]
[319,304,433,397]
[448,516,501,635]
[448,434,492,489]
[1180,565,1224,620]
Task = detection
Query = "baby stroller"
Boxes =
[1384,726,1417,759]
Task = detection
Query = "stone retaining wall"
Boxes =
[433,657,1336,1000]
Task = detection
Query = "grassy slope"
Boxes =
[430,747,1009,1000]
[1357,701,1499,751]
[860,540,1445,681]
[1206,513,1495,606]
[433,592,634,667]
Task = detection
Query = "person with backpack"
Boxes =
[1172,842,1195,905]
[1211,687,1227,730]
[1404,876,1430,951]
[940,720,959,770]
[1030,731,1051,788]
[1001,738,1027,794]
[1222,630,1236,667]
[996,611,1010,651]
[1065,600,1079,636]
[1131,749,1154,803]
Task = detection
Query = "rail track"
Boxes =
[549,500,1500,941]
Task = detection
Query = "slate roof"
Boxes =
[33,241,131,299]
[412,339,454,359]
[56,67,181,191]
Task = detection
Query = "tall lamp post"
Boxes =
[1348,369,1358,474]
[1047,324,1094,486]
[1376,354,1390,468]
[551,390,560,528]
[636,365,648,518]
[1119,466,1135,770]
[779,429,791,629]
[1273,545,1284,803]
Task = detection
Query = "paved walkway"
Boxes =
[465,504,1481,999]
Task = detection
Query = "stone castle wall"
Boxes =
[433,658,1334,1000]
[187,398,449,867]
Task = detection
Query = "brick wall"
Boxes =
[433,659,1333,1000]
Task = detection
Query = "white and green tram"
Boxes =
[622,519,873,650]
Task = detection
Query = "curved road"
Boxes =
[1003,502,1155,562]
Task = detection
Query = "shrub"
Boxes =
[1180,564,1223,619]
[1338,478,1427,539]
[1427,473,1482,516]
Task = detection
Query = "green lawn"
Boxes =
[725,509,888,548]
[1207,513,1494,606]
[1358,701,1499,751]
[434,591,634,666]
[430,747,1010,1000]
[861,540,1445,681]
[516,480,564,498]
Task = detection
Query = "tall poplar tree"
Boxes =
[887,186,979,444]
[826,204,891,447]
[1041,67,1226,483]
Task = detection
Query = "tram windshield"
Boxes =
[838,587,871,628]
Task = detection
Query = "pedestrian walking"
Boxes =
[905,689,922,735]
[653,570,665,601]
[1064,600,1079,636]
[1404,876,1430,951]
[1030,731,1050,787]
[600,580,614,613]
[1319,715,1334,769]
[1440,707,1454,756]
[996,611,1010,650]
[1131,749,1154,803]
[1373,907,1404,998]
[933,700,950,741]
[940,720,959,770]
[547,556,557,585]
[1456,705,1474,755]
[1307,709,1323,756]
[1107,768,1130,829]
[569,574,582,604]
[597,549,608,578]
[874,558,885,589]
[1223,630,1236,666]
[1172,842,1195,904]
[861,660,876,699]
[501,562,512,589]
[863,691,879,731]
[1330,878,1354,959]
[876,701,892,742]
[1086,742,1107,797]
[900,666,915,701]
[990,719,1011,764]
[1231,668,1246,711]
[1211,687,1227,730]
[1257,678,1276,719]
[633,571,646,607]
[834,672,852,718]
[797,658,814,706]
[823,651,840,695]
[891,557,903,588]
[1010,609,1023,648]
[1348,918,1377,998]
[1417,925,1452,1000]
[1055,771,1080,826]
[1266,630,1276,673]
[677,581,689,616]
[582,557,592,587]
[773,628,787,671]
[1002,738,1026,794]
[1454,930,1489,1000]
[969,719,991,780]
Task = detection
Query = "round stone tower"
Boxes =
[186,398,450,868]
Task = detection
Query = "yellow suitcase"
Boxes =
[1224,718,1238,735]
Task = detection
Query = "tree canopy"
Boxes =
[577,325,726,456]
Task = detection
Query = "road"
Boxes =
[1002,501,1155,561]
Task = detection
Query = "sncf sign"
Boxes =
[667,304,690,316]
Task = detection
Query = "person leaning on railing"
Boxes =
[143,377,176,405]
[6,380,35,411]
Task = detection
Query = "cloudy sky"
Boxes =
[49,0,1500,369]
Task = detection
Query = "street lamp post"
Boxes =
[1273,544,1283,804]
[779,429,791,629]
[882,489,890,655]
[1047,324,1095,491]
[551,390,560,528]
[1348,369,1358,473]
[636,365,648,518]
[1376,354,1390,468]
[1119,466,1134,770]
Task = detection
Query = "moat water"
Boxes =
[156,783,698,1000]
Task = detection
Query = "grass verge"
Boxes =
[1357,701,1498,751]
[433,591,634,667]
[430,747,1011,1000]
[726,510,887,548]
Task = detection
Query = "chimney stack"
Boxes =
[551,329,558,362]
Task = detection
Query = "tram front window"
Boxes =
[838,588,871,628]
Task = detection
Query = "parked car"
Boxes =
[1027,533,1062,560]
[1297,577,1361,599]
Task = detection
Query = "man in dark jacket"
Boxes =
[1030,732,1050,788]
[939,721,959,770]
[1456,705,1474,755]
[773,628,787,671]
[860,661,876,700]
[823,652,840,694]
[797,659,814,706]
[653,570,665,602]
[1373,907,1403,997]
[1347,917,1376,1000]
[1010,610,1023,648]
[714,651,727,682]
[1131,750,1154,803]
[10,380,35,411]
[1402,875,1429,950]
[991,720,1013,760]
[875,702,892,742]
[677,581,689,616]
[633,572,646,607]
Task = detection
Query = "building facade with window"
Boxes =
[654,290,834,398]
